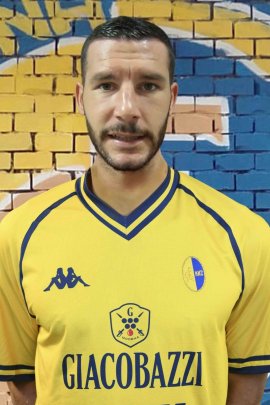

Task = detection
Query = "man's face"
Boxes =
[76,38,178,171]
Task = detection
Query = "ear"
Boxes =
[76,82,84,114]
[169,81,178,114]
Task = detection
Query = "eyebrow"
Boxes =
[89,71,167,84]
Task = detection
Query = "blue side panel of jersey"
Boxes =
[19,192,77,318]
[178,184,245,294]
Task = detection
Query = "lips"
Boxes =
[108,132,144,142]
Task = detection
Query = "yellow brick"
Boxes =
[56,76,80,94]
[35,133,73,151]
[34,18,71,37]
[55,1,93,17]
[134,1,171,18]
[35,56,73,74]
[0,5,13,17]
[76,58,82,75]
[35,95,74,113]
[195,21,233,38]
[95,1,132,18]
[151,19,193,35]
[76,135,90,152]
[221,39,254,56]
[16,76,53,95]
[254,59,270,73]
[235,22,270,38]
[58,42,83,56]
[0,38,15,56]
[15,113,53,132]
[0,16,32,36]
[0,153,11,170]
[21,0,54,17]
[214,7,249,20]
[0,95,34,113]
[4,58,34,76]
[56,153,90,170]
[14,152,52,170]
[55,114,87,133]
[0,192,11,210]
[256,40,270,56]
[0,114,12,131]
[0,21,13,36]
[0,172,30,191]
[173,2,210,20]
[0,133,32,151]
[0,77,15,93]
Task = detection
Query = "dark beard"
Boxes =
[85,113,169,172]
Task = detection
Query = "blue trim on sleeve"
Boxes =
[0,374,35,382]
[76,171,179,240]
[0,364,34,370]
[83,167,171,227]
[178,184,245,293]
[229,366,270,374]
[229,355,270,363]
[19,192,77,318]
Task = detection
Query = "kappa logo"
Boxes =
[110,303,150,348]
[43,267,90,292]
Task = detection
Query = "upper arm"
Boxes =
[0,217,37,382]
[8,380,36,405]
[227,372,268,405]
[226,216,270,374]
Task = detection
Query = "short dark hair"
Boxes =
[81,16,175,84]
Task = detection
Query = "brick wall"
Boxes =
[0,1,270,403]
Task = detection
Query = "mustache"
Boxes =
[101,123,153,139]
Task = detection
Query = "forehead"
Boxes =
[84,38,170,77]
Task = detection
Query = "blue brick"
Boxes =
[174,153,213,171]
[256,79,270,96]
[215,78,254,96]
[193,171,234,190]
[161,140,194,152]
[177,77,214,95]
[256,192,270,209]
[236,172,270,190]
[74,20,92,36]
[236,96,270,114]
[229,116,253,132]
[253,3,270,16]
[223,191,254,208]
[255,115,270,132]
[174,59,193,76]
[195,139,233,152]
[215,153,254,171]
[256,153,270,170]
[235,61,254,77]
[161,151,174,167]
[235,133,270,151]
[175,40,213,58]
[257,211,270,225]
[0,0,13,11]
[195,58,234,76]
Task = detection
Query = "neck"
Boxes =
[88,153,168,216]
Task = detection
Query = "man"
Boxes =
[0,16,269,405]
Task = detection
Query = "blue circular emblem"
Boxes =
[182,257,205,292]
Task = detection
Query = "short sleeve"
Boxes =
[226,215,270,374]
[0,214,38,381]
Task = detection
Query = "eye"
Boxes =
[140,82,159,92]
[98,83,116,91]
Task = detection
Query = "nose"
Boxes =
[114,83,140,122]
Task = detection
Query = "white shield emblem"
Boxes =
[110,303,150,348]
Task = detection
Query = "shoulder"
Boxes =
[0,178,78,243]
[179,172,269,238]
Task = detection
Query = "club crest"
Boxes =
[110,303,150,348]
